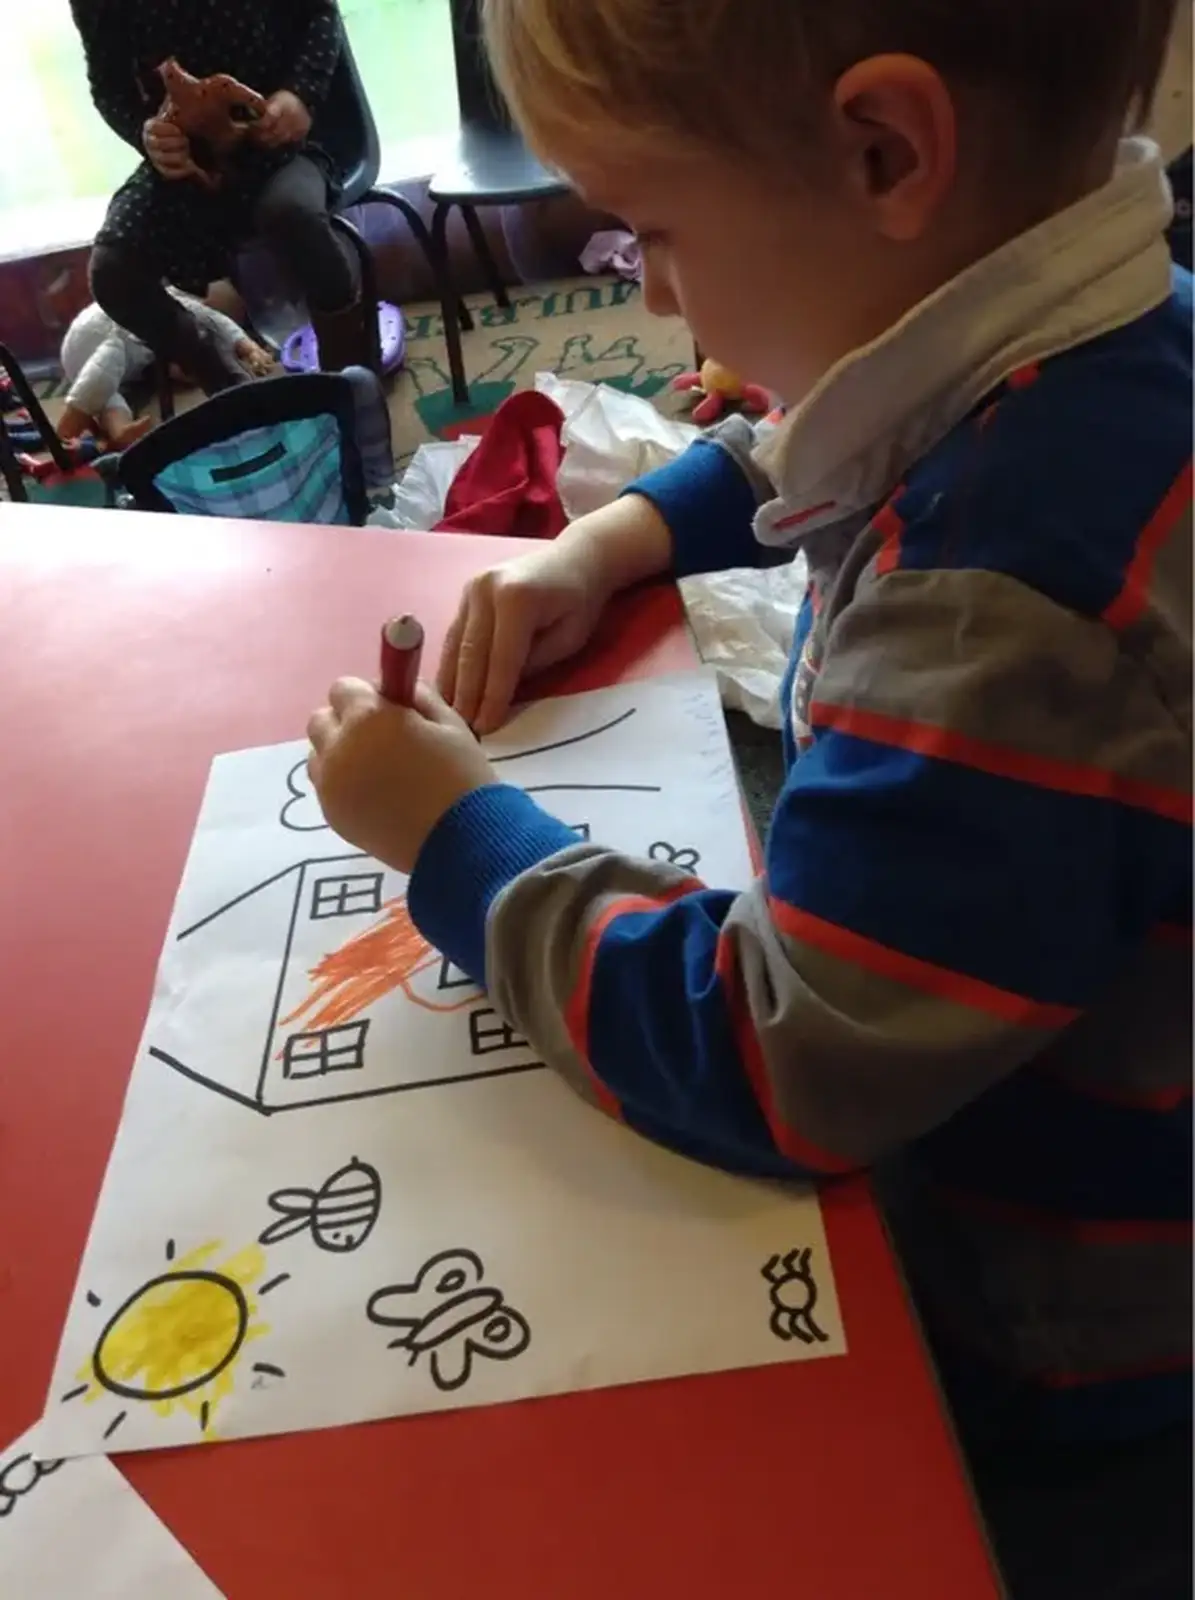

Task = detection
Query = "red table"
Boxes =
[0,503,1000,1599]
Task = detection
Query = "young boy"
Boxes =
[308,0,1191,1573]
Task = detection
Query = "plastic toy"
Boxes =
[282,301,406,378]
[672,358,771,425]
[157,58,268,190]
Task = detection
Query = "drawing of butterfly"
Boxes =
[366,1248,531,1391]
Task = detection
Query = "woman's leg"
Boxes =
[253,155,368,370]
[90,243,245,397]
[88,243,187,360]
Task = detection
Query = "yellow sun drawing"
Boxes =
[59,1238,290,1440]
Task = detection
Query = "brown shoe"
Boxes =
[311,297,374,372]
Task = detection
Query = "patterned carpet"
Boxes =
[5,274,695,504]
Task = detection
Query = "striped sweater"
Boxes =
[410,139,1193,1440]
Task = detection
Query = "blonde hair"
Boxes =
[483,0,1179,173]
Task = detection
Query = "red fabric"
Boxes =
[434,390,568,539]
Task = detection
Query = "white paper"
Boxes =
[0,1424,222,1597]
[40,673,844,1461]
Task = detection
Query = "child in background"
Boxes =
[56,284,274,450]
[306,3,1191,1591]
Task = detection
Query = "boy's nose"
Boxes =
[641,256,681,319]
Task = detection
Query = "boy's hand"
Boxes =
[143,117,193,179]
[438,544,610,734]
[257,90,312,148]
[307,678,498,875]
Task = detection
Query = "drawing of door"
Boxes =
[150,853,543,1114]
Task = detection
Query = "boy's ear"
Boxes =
[831,54,957,242]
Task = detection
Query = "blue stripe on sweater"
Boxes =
[890,276,1193,613]
[586,895,805,1177]
[917,1068,1192,1220]
[935,1338,1192,1443]
[625,437,765,577]
[768,728,1188,1008]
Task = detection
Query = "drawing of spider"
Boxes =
[762,1247,828,1345]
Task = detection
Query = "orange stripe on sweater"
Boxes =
[563,880,703,1118]
[935,1184,1194,1247]
[1102,460,1194,632]
[809,700,1193,825]
[1006,361,1041,389]
[871,497,905,576]
[773,499,838,532]
[1152,922,1193,947]
[1036,1351,1192,1390]
[713,928,857,1174]
[769,898,1078,1028]
[1042,1072,1193,1114]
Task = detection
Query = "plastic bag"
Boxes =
[391,436,480,529]
[534,370,699,520]
[679,557,807,730]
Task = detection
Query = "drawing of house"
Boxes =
[149,853,544,1115]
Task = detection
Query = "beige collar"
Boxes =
[753,137,1175,545]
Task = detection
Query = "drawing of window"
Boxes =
[309,871,385,920]
[283,1020,371,1079]
[566,822,591,841]
[469,1008,529,1057]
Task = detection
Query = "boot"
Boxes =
[311,296,374,373]
[164,307,249,398]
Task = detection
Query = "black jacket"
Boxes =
[70,0,343,153]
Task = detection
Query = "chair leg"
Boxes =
[363,188,471,407]
[0,415,28,502]
[460,204,510,310]
[0,342,73,473]
[363,187,472,331]
[428,201,470,406]
[421,202,472,336]
[330,213,383,374]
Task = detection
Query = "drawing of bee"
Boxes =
[259,1157,382,1254]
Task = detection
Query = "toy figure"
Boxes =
[155,58,268,191]
[672,358,771,425]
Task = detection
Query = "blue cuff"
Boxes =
[622,437,762,577]
[407,784,582,985]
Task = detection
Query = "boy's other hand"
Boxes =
[257,91,312,148]
[438,545,609,735]
[307,678,498,875]
[143,117,193,179]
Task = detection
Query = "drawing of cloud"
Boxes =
[280,760,330,833]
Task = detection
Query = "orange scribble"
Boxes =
[280,898,476,1037]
